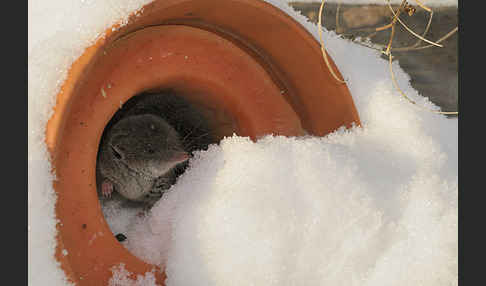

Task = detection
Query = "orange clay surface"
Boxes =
[45,1,360,285]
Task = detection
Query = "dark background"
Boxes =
[290,2,458,116]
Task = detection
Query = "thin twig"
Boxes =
[384,1,408,55]
[413,0,432,13]
[385,9,434,52]
[385,24,396,55]
[412,10,433,48]
[394,26,457,52]
[346,25,457,53]
[376,22,394,32]
[318,0,346,83]
[318,0,458,114]
[388,53,458,115]
[385,0,443,48]
[384,1,457,115]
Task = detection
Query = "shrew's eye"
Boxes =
[111,146,122,160]
[146,144,155,154]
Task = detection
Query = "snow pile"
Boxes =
[28,0,457,286]
[120,84,457,286]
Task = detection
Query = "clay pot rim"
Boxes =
[46,1,361,285]
[47,0,361,157]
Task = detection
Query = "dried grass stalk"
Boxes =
[318,0,458,115]
[318,0,346,83]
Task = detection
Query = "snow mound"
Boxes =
[124,85,457,286]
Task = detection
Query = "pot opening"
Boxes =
[96,89,221,242]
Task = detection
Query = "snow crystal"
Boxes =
[109,264,158,286]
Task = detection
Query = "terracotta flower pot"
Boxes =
[45,0,361,285]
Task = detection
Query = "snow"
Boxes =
[108,264,158,286]
[28,0,458,286]
[28,1,151,285]
[127,128,458,286]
